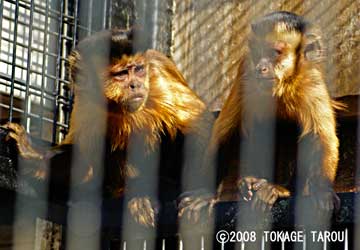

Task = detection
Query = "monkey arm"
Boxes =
[296,85,340,210]
[1,123,45,162]
[177,112,218,223]
[297,84,339,190]
[0,123,93,189]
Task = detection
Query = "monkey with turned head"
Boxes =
[3,29,212,227]
[214,11,343,211]
[179,11,342,219]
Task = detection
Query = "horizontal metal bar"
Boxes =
[4,0,61,17]
[1,35,30,48]
[0,73,58,98]
[1,15,61,37]
[0,102,69,128]
[1,36,60,58]
[30,47,58,58]
[0,59,71,85]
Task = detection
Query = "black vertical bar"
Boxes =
[51,0,65,144]
[65,0,78,130]
[72,0,79,49]
[23,0,35,129]
[107,0,112,29]
[38,0,50,138]
[87,0,93,35]
[102,0,107,29]
[8,0,20,122]
[151,0,159,49]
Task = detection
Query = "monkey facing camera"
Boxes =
[3,29,211,227]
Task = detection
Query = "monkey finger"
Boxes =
[143,197,152,209]
[138,211,154,227]
[179,196,193,205]
[6,132,20,142]
[0,122,14,131]
[325,200,332,211]
[191,199,210,211]
[178,200,201,220]
[190,209,200,223]
[251,195,257,210]
[0,124,10,131]
[5,122,26,135]
[267,195,278,209]
[244,177,255,190]
[34,169,47,179]
[190,200,211,222]
[184,198,205,221]
[278,189,291,198]
[186,198,204,212]
[139,203,155,227]
[178,207,187,218]
[178,202,197,218]
[251,197,261,211]
[208,198,217,216]
[147,210,155,227]
[243,190,253,201]
[333,194,341,211]
[178,198,194,211]
[260,201,268,212]
[252,179,268,191]
[237,180,254,201]
[136,213,147,226]
[258,202,265,212]
[264,187,277,203]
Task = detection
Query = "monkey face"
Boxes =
[249,32,300,88]
[105,54,149,113]
[249,39,277,81]
[249,14,307,95]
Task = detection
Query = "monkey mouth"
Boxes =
[256,75,276,81]
[129,93,145,101]
[256,78,276,89]
[127,93,147,112]
[254,78,276,94]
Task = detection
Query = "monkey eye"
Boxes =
[134,65,145,75]
[273,48,282,56]
[113,69,129,80]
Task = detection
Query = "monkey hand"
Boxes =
[1,122,44,161]
[128,196,159,227]
[178,189,217,223]
[250,182,290,212]
[309,188,340,212]
[237,176,268,202]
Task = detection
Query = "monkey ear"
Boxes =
[303,32,325,62]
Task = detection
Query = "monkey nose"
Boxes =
[256,65,269,74]
[129,83,137,89]
[129,82,142,90]
[261,67,269,73]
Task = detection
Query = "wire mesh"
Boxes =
[0,0,111,144]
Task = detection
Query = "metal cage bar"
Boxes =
[23,0,34,130]
[8,0,20,121]
[0,0,111,143]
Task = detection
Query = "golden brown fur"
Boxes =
[211,11,342,209]
[64,49,206,156]
[61,29,210,226]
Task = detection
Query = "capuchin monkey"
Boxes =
[2,28,212,227]
[179,11,343,220]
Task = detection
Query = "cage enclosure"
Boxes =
[0,0,359,250]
